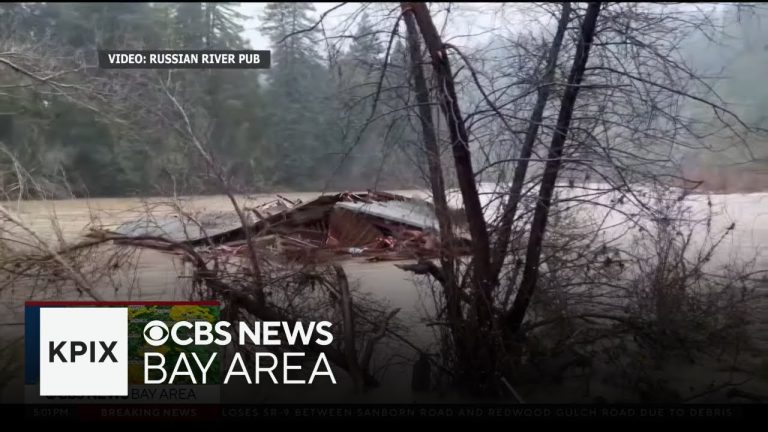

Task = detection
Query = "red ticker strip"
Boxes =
[25,301,220,307]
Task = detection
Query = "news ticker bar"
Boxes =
[20,404,756,421]
[98,50,271,69]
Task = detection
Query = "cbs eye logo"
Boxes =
[143,320,170,346]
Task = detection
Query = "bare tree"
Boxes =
[342,1,766,399]
[506,2,602,334]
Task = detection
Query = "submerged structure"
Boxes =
[108,191,471,264]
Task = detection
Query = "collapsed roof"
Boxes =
[110,191,471,263]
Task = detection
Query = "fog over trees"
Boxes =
[0,2,420,196]
[1,2,765,197]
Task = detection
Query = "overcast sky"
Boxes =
[236,2,727,60]
[238,3,270,49]
[237,2,523,52]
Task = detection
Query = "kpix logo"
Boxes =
[39,307,128,396]
[48,340,119,363]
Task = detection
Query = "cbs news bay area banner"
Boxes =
[25,301,337,404]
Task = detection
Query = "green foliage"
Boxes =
[127,305,221,385]
[0,2,423,197]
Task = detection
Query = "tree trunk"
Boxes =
[336,265,364,393]
[505,2,603,334]
[491,2,572,278]
[403,2,492,321]
[204,3,213,48]
[403,9,461,325]
[403,1,497,397]
[403,9,472,386]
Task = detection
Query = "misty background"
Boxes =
[0,2,767,197]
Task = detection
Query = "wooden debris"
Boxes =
[106,191,472,264]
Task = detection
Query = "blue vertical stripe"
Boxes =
[24,305,40,385]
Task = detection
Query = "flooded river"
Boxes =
[2,189,768,403]
[2,191,433,311]
[0,192,437,403]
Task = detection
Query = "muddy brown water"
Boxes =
[2,190,768,403]
[0,192,436,403]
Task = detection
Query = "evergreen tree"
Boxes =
[0,3,421,196]
[260,2,339,189]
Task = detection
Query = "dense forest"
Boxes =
[0,2,421,197]
[1,2,768,197]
